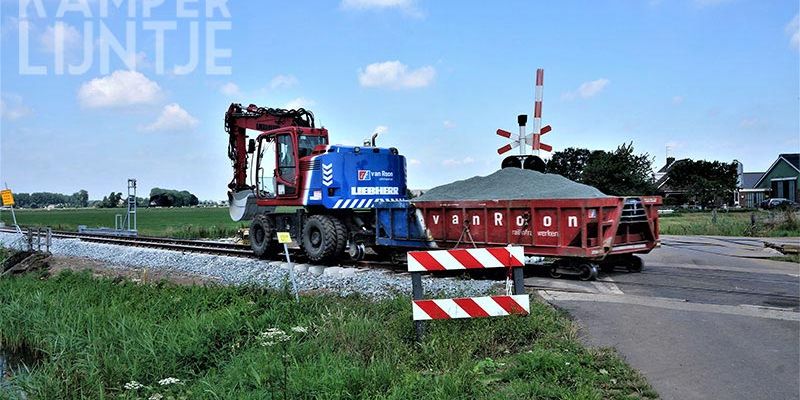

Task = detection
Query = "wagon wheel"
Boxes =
[626,256,644,273]
[548,265,563,279]
[578,263,599,281]
[599,263,616,273]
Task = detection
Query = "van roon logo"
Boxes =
[357,170,371,181]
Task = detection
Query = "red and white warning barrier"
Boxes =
[412,295,530,320]
[407,246,524,272]
[408,246,530,325]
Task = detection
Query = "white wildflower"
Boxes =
[148,394,163,400]
[259,328,291,344]
[290,326,308,333]
[123,380,143,390]
[158,377,182,386]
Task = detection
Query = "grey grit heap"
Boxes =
[413,168,608,201]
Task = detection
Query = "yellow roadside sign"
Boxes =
[0,189,14,206]
[277,232,292,244]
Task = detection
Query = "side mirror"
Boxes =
[247,139,256,153]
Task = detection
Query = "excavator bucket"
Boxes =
[229,190,260,222]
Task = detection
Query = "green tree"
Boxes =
[581,143,656,196]
[546,147,592,182]
[149,188,200,207]
[666,159,738,208]
[71,190,89,208]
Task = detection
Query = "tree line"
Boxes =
[545,143,738,207]
[8,190,89,208]
[7,188,201,209]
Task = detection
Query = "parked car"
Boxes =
[760,198,800,210]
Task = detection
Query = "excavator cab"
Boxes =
[253,128,328,198]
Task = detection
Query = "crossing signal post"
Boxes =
[0,188,22,234]
[278,231,300,302]
[496,68,555,172]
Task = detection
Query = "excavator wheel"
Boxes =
[302,215,346,264]
[250,214,278,259]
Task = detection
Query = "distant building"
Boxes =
[754,153,799,203]
[735,170,768,208]
[654,157,688,202]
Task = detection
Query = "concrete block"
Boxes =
[308,265,326,276]
[294,263,309,273]
[323,266,343,277]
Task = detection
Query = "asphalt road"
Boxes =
[526,235,800,400]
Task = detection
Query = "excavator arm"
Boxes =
[225,103,315,191]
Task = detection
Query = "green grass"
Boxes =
[0,271,657,399]
[659,210,800,237]
[0,207,246,239]
[770,254,800,264]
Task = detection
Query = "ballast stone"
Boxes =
[414,168,608,202]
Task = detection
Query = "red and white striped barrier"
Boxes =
[412,295,530,320]
[408,246,530,325]
[407,246,524,272]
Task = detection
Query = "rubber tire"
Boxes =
[626,256,644,273]
[302,215,346,264]
[330,216,347,258]
[578,263,598,281]
[250,214,277,259]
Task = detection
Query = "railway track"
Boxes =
[1,227,257,258]
[0,227,406,270]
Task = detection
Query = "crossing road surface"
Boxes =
[527,235,800,400]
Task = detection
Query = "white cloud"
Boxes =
[78,70,162,108]
[562,78,610,100]
[441,156,475,167]
[40,22,81,53]
[739,117,761,129]
[672,96,684,105]
[142,103,199,132]
[285,97,315,110]
[373,125,389,135]
[0,94,32,121]
[358,61,435,89]
[787,14,799,51]
[443,120,456,129]
[408,158,421,165]
[340,0,422,16]
[220,82,241,96]
[270,74,298,89]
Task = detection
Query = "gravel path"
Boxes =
[0,232,498,299]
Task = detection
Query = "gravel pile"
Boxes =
[414,168,608,201]
[0,232,497,300]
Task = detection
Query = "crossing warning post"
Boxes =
[408,246,529,341]
[277,231,299,302]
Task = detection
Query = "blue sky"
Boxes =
[1,0,798,200]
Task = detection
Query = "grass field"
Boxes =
[659,210,800,237]
[0,271,656,399]
[0,207,246,239]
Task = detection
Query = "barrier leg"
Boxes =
[512,266,525,295]
[411,271,425,342]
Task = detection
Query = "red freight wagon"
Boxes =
[409,196,661,280]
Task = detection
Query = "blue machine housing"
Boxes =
[373,200,434,249]
[303,145,408,209]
